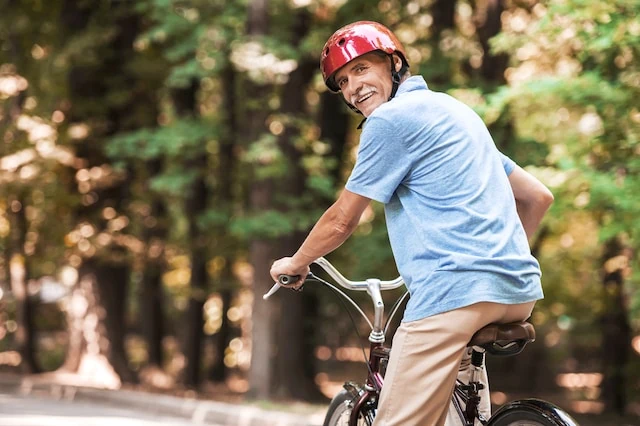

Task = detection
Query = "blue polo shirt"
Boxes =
[345,76,543,322]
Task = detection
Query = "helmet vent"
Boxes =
[338,38,346,46]
[324,47,329,56]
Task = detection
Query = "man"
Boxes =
[270,21,553,425]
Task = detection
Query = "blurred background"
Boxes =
[0,0,639,423]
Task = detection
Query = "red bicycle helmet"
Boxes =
[320,21,408,92]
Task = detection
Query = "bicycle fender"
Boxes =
[487,398,579,426]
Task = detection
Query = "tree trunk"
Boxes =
[210,284,234,382]
[183,166,209,387]
[61,260,127,387]
[432,0,456,33]
[246,0,276,400]
[140,159,167,367]
[210,56,239,383]
[473,0,509,83]
[429,0,458,87]
[58,0,145,384]
[8,193,40,373]
[245,2,324,400]
[470,1,516,155]
[170,79,210,387]
[92,255,137,383]
[0,25,39,373]
[140,243,166,367]
[248,237,275,398]
[271,11,324,397]
[319,91,350,192]
[600,237,631,414]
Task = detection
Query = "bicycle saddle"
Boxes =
[468,321,535,356]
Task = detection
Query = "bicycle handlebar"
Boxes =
[263,256,405,300]
[264,256,408,340]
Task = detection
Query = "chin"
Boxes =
[362,104,380,117]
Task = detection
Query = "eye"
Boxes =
[355,65,367,73]
[337,77,347,88]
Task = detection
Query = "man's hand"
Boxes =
[270,257,310,290]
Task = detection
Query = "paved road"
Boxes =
[0,392,222,426]
[0,374,322,426]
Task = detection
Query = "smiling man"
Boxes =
[270,21,554,425]
[334,51,404,117]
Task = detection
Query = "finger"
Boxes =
[292,276,307,290]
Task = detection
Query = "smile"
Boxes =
[355,91,375,104]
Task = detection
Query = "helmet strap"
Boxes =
[389,56,408,101]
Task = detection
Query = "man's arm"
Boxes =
[508,165,554,240]
[269,189,371,285]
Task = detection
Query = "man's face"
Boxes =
[334,52,399,117]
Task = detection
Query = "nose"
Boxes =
[345,77,363,101]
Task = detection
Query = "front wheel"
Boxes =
[323,388,374,426]
[488,398,579,426]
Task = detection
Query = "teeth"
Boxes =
[357,92,374,104]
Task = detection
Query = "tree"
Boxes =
[245,0,278,399]
[490,0,640,413]
[56,0,161,384]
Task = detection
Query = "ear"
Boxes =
[392,54,403,72]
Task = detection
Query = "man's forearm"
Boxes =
[508,165,554,241]
[291,203,358,267]
[516,200,550,240]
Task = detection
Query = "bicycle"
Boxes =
[265,257,579,426]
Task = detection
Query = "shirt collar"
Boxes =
[396,75,429,96]
[360,76,429,129]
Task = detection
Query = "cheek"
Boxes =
[380,80,392,98]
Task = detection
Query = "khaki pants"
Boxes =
[373,301,535,426]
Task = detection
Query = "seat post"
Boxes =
[471,347,485,369]
[468,347,485,390]
[464,348,486,425]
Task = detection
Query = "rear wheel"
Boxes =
[488,399,579,426]
[323,388,374,426]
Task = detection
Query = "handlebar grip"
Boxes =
[278,274,301,285]
[264,274,308,300]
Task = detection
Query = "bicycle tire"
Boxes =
[487,398,579,426]
[323,388,372,426]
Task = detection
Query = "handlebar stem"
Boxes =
[366,279,386,343]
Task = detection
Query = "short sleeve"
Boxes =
[500,152,516,176]
[345,116,413,204]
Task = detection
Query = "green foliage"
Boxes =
[491,0,640,240]
[149,168,200,197]
[242,133,287,180]
[197,208,231,230]
[305,175,335,200]
[230,210,295,239]
[167,58,208,88]
[488,1,640,393]
[107,119,217,161]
